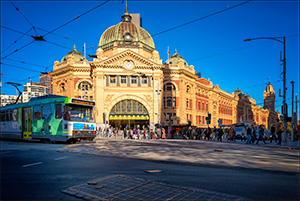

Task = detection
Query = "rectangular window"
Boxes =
[187,114,189,122]
[131,76,137,84]
[142,77,147,84]
[42,104,52,120]
[166,97,172,107]
[33,106,42,120]
[110,76,116,83]
[173,97,176,107]
[12,109,18,121]
[121,76,127,84]
[5,110,11,122]
[55,104,62,119]
[0,111,5,122]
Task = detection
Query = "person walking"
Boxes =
[275,119,283,145]
[227,126,234,142]
[256,125,267,144]
[245,125,252,144]
[161,128,166,139]
[217,128,223,142]
[269,124,277,143]
[213,126,218,141]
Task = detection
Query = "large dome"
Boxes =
[98,7,155,53]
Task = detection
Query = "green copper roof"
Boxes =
[61,45,87,63]
[165,49,188,66]
[98,8,155,52]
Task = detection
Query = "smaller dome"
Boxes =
[234,87,243,96]
[165,49,188,66]
[61,45,87,63]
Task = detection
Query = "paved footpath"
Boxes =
[58,137,300,173]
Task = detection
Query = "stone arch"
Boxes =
[163,82,178,91]
[75,79,93,90]
[107,95,151,117]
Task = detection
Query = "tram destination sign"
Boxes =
[71,99,95,106]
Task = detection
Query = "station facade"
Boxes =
[49,7,279,130]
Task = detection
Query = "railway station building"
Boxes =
[49,7,279,130]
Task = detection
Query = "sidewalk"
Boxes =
[95,133,300,150]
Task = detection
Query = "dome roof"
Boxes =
[165,49,188,66]
[98,7,155,53]
[61,45,87,63]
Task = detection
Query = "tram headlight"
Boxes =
[73,131,78,134]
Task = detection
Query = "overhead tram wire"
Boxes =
[1,1,110,60]
[35,27,95,49]
[188,34,299,62]
[1,27,33,54]
[1,62,43,73]
[4,58,49,70]
[42,0,110,38]
[150,0,252,38]
[9,0,38,34]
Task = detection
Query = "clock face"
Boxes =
[267,98,271,102]
[125,62,133,70]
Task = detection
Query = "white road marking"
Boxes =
[54,156,68,161]
[22,162,43,168]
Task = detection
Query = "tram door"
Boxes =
[22,107,32,139]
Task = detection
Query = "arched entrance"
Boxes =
[109,99,149,129]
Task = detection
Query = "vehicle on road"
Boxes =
[0,95,96,143]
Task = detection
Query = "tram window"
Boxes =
[0,111,6,121]
[42,104,52,119]
[55,104,62,119]
[6,110,11,121]
[12,109,18,121]
[33,106,42,120]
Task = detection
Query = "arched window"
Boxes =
[164,83,175,91]
[59,83,66,92]
[110,99,148,115]
[186,85,191,93]
[78,81,92,91]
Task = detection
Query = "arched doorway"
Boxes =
[109,99,149,129]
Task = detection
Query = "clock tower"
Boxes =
[263,82,275,111]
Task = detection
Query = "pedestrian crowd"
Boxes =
[96,118,290,145]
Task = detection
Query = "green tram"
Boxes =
[0,95,96,143]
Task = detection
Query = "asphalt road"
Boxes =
[1,139,299,201]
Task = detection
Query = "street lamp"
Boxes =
[155,88,162,138]
[244,36,287,142]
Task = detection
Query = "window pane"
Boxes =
[55,104,62,119]
[131,77,137,84]
[12,109,18,121]
[34,106,42,120]
[42,104,52,119]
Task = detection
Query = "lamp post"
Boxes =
[155,88,162,138]
[244,36,287,142]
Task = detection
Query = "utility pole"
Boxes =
[291,81,294,141]
[244,36,287,142]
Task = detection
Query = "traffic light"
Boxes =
[206,113,211,124]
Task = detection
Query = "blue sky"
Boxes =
[1,0,299,118]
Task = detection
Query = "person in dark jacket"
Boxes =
[269,124,277,143]
[256,125,267,144]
